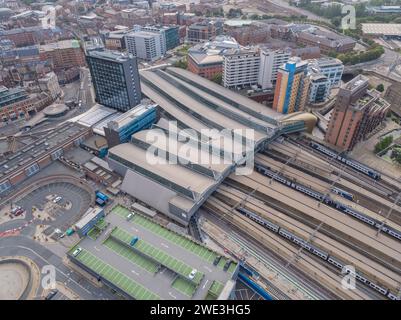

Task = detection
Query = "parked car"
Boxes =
[188,269,197,280]
[53,196,62,203]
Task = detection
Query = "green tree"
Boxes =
[211,73,222,85]
[376,84,385,92]
[174,59,187,69]
[374,135,393,153]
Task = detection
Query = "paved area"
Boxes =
[0,236,115,300]
[15,181,92,233]
[350,120,401,178]
[69,205,237,300]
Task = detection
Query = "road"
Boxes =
[266,0,331,23]
[344,48,401,82]
[0,235,115,300]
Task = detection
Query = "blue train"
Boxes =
[309,141,381,180]
[236,206,400,300]
[331,187,354,201]
[255,164,401,242]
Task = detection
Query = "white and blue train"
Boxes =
[255,164,401,242]
[331,187,354,201]
[236,207,400,300]
[309,141,381,180]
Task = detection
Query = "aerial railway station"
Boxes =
[107,66,316,226]
[98,66,401,300]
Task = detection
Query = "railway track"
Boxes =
[228,172,401,272]
[255,153,401,227]
[215,184,401,292]
[286,136,401,197]
[204,197,374,300]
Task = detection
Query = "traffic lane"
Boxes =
[0,236,114,300]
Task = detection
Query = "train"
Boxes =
[255,163,401,242]
[331,187,354,201]
[309,141,381,180]
[236,206,400,300]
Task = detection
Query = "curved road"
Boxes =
[0,235,115,300]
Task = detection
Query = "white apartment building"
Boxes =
[133,25,167,55]
[125,31,163,61]
[222,48,260,89]
[309,57,344,87]
[258,48,291,89]
[38,71,62,100]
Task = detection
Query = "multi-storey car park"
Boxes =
[68,205,237,300]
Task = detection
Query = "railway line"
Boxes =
[199,215,324,300]
[229,172,401,271]
[204,197,377,300]
[288,136,401,196]
[214,184,401,293]
[199,133,401,299]
[255,154,401,227]
[267,139,396,200]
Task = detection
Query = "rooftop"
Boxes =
[109,143,216,196]
[40,39,81,52]
[68,205,237,300]
[75,206,103,230]
[361,23,401,36]
[87,50,135,63]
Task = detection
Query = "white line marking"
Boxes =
[131,270,139,276]
[94,246,100,251]
[203,266,212,272]
[161,242,169,248]
[202,279,209,289]
[168,292,177,299]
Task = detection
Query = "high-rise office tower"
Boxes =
[325,75,390,150]
[86,50,141,112]
[272,57,310,114]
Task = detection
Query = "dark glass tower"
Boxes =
[86,51,141,112]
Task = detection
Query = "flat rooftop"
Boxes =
[87,50,136,63]
[68,205,237,300]
[108,143,216,196]
[361,23,401,36]
[140,67,283,147]
[0,122,89,182]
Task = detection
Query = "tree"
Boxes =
[376,84,385,92]
[211,73,222,85]
[174,59,188,69]
[374,135,393,154]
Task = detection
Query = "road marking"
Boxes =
[94,246,100,252]
[202,279,209,289]
[131,270,139,276]
[203,266,212,272]
[161,242,169,249]
[168,292,177,299]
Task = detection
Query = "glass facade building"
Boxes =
[86,51,141,112]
